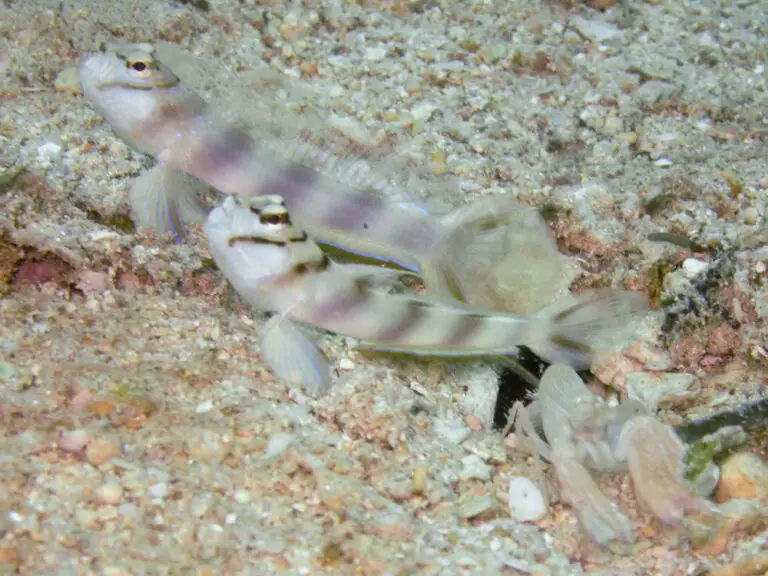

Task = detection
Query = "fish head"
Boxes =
[210,194,308,244]
[80,45,181,154]
[204,195,307,288]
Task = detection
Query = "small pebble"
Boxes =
[85,437,122,466]
[54,67,81,94]
[716,452,768,504]
[233,489,251,504]
[625,372,697,409]
[190,493,213,517]
[458,493,495,519]
[706,324,741,356]
[36,141,61,167]
[412,467,428,495]
[433,413,471,445]
[338,358,355,371]
[0,361,14,381]
[195,400,214,413]
[507,476,546,522]
[682,258,709,279]
[97,506,118,522]
[148,482,169,499]
[460,454,492,481]
[265,432,295,458]
[75,508,98,529]
[602,116,624,136]
[102,568,133,576]
[570,15,621,42]
[464,414,483,431]
[59,429,91,453]
[742,206,759,225]
[94,482,123,505]
[364,46,388,61]
[76,271,109,295]
[615,131,638,144]
[70,389,94,411]
[411,101,438,122]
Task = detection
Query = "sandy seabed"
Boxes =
[0,0,766,574]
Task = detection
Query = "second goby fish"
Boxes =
[79,45,522,294]
[205,194,649,393]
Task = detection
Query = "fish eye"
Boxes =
[126,58,153,77]
[260,214,284,226]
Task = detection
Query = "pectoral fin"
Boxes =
[259,315,332,396]
[128,163,210,241]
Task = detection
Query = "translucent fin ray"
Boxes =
[259,315,332,396]
[128,163,209,241]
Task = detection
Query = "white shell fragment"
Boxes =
[682,258,709,279]
[507,476,547,522]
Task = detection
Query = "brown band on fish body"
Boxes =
[291,254,331,277]
[313,277,372,323]
[373,299,431,342]
[444,312,487,347]
[200,127,255,176]
[283,161,324,188]
[252,161,321,206]
[269,253,332,290]
[322,186,386,233]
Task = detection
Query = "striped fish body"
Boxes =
[135,96,449,274]
[205,195,648,367]
[81,47,453,275]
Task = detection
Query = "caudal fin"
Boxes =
[128,163,209,242]
[529,290,649,368]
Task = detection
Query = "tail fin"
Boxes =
[528,290,649,369]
